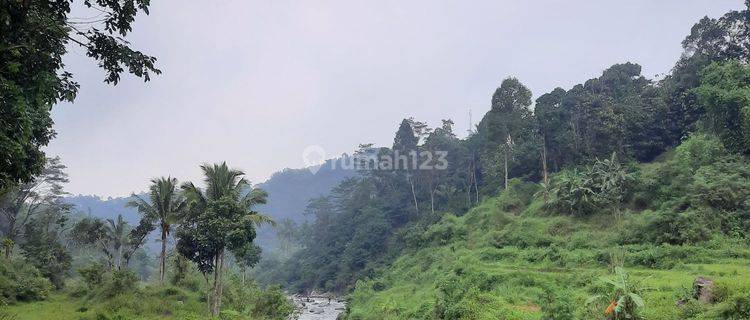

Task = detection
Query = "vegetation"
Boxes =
[0,0,159,191]
[3,2,750,320]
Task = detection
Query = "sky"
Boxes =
[46,0,746,197]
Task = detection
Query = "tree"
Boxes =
[176,162,275,316]
[19,201,72,289]
[661,2,750,146]
[393,118,421,214]
[423,119,459,215]
[275,218,299,255]
[0,156,70,259]
[234,243,262,286]
[127,177,186,284]
[71,214,153,270]
[21,215,73,289]
[476,77,535,193]
[0,1,160,190]
[695,61,750,154]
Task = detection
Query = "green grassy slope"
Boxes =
[346,191,750,319]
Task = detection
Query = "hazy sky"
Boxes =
[47,0,745,197]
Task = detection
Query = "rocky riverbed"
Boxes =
[290,295,346,320]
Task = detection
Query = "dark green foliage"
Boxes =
[497,179,539,214]
[623,210,710,245]
[546,154,633,216]
[0,0,159,189]
[717,292,750,320]
[0,260,51,304]
[71,214,153,270]
[249,285,295,320]
[20,221,71,289]
[103,270,139,298]
[540,288,575,320]
[421,215,466,246]
[695,61,750,154]
[79,262,107,289]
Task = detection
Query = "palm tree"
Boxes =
[105,214,128,269]
[127,177,186,284]
[180,162,275,315]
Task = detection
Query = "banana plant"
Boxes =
[586,267,645,319]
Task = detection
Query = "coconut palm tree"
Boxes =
[179,162,275,316]
[127,177,186,284]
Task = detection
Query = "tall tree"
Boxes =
[127,177,187,284]
[1,1,160,190]
[177,163,275,316]
[476,77,534,192]
[661,2,750,145]
[393,118,421,214]
[71,214,153,270]
[0,156,69,259]
[695,61,750,154]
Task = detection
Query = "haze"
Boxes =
[46,0,744,197]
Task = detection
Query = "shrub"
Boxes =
[627,209,711,245]
[674,133,726,172]
[102,269,139,298]
[0,260,51,304]
[540,288,575,320]
[79,262,107,289]
[422,215,467,246]
[546,154,634,216]
[716,292,750,319]
[250,285,295,320]
[491,219,553,248]
[497,179,540,214]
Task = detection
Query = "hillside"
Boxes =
[345,144,750,319]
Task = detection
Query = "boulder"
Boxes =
[693,277,716,303]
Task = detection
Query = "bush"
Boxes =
[103,269,139,297]
[422,215,467,246]
[250,285,295,320]
[540,288,575,320]
[624,209,711,245]
[0,260,51,304]
[716,292,750,319]
[675,133,726,172]
[79,262,107,289]
[497,179,540,214]
[491,219,553,248]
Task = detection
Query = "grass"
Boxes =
[2,285,207,320]
[345,197,750,320]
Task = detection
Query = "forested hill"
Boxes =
[255,3,750,319]
[64,157,355,251]
[255,157,356,224]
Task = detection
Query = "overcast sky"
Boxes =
[46,0,745,197]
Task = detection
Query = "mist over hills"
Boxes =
[63,157,356,252]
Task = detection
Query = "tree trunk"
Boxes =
[160,229,167,284]
[408,175,419,214]
[4,242,11,260]
[211,249,225,316]
[541,135,549,186]
[472,167,479,204]
[504,152,509,190]
[430,189,435,216]
[217,250,225,314]
[241,266,246,287]
[211,255,220,316]
[204,274,211,315]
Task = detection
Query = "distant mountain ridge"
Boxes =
[64,157,356,252]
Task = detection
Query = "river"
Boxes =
[290,295,346,320]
